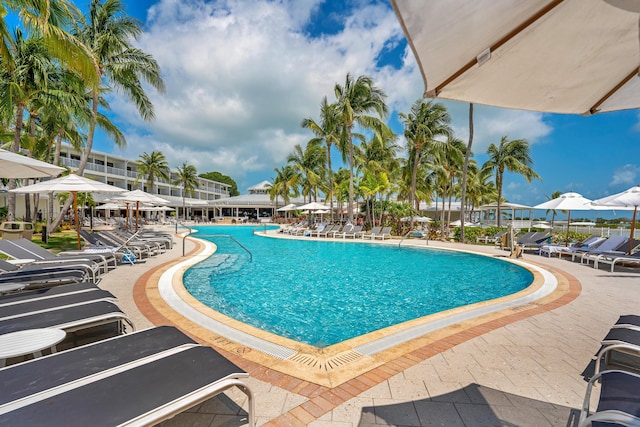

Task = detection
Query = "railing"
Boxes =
[398,229,428,247]
[193,233,253,262]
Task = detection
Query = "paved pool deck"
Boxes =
[98,226,640,426]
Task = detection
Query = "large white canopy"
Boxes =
[0,149,64,178]
[391,0,640,115]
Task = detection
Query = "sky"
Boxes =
[84,0,640,220]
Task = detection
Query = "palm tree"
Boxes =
[0,29,53,219]
[301,97,340,220]
[135,151,170,194]
[482,136,541,227]
[333,73,389,223]
[173,161,199,221]
[270,165,299,207]
[287,141,325,203]
[399,99,451,210]
[65,0,164,208]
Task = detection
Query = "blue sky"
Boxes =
[80,0,639,220]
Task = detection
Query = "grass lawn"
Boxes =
[34,231,83,253]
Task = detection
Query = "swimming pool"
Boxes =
[182,226,534,348]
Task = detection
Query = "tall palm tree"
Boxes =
[301,97,340,220]
[43,0,164,232]
[173,161,199,221]
[333,73,389,223]
[0,29,53,219]
[400,99,451,210]
[135,150,170,194]
[62,0,164,216]
[482,136,541,227]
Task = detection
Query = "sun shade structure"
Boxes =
[593,184,640,254]
[10,174,124,249]
[111,189,170,231]
[534,192,600,246]
[391,0,640,115]
[0,149,64,178]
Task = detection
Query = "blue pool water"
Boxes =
[183,226,533,347]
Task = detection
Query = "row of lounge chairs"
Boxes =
[579,315,640,426]
[280,223,393,240]
[0,230,255,425]
[539,235,640,272]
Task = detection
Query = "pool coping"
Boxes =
[135,229,578,391]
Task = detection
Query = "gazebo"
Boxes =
[477,202,533,230]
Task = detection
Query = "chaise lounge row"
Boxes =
[0,230,255,425]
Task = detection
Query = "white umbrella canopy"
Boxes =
[297,202,331,211]
[391,0,640,115]
[111,189,170,231]
[401,215,432,223]
[593,184,640,254]
[9,174,124,249]
[0,149,65,178]
[95,202,126,210]
[277,203,298,212]
[534,192,602,246]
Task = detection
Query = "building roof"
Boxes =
[247,181,272,193]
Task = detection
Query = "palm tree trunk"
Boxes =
[348,134,355,223]
[460,103,473,242]
[327,143,334,222]
[8,101,26,220]
[50,89,99,232]
[410,147,421,210]
[496,171,503,228]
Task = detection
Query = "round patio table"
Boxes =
[0,328,67,367]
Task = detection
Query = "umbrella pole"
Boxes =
[629,206,637,255]
[136,201,139,232]
[565,211,571,247]
[73,191,81,250]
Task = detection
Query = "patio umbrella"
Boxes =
[0,149,64,178]
[593,184,640,254]
[10,174,124,249]
[111,189,170,232]
[533,192,598,246]
[391,0,640,115]
[277,203,298,212]
[297,202,331,211]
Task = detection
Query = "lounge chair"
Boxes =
[332,223,353,238]
[570,236,629,263]
[328,224,344,238]
[99,231,160,256]
[517,232,552,252]
[0,300,133,335]
[308,223,327,237]
[0,326,255,426]
[0,282,100,306]
[579,369,640,427]
[318,224,338,237]
[539,235,605,258]
[372,226,392,240]
[112,229,168,253]
[361,226,381,239]
[86,231,149,260]
[580,238,638,266]
[594,251,640,272]
[0,238,110,276]
[0,289,115,318]
[0,261,89,287]
[0,254,100,283]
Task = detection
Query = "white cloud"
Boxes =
[105,0,555,191]
[610,164,640,187]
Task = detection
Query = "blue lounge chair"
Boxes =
[570,236,629,263]
[579,369,640,427]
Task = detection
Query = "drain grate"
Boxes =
[287,350,363,371]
